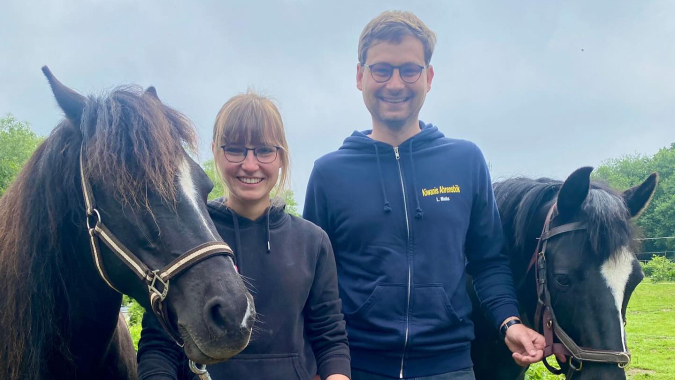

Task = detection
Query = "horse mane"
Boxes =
[0,85,197,379]
[494,177,637,264]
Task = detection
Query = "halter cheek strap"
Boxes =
[79,143,235,346]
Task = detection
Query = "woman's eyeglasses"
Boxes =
[220,145,281,163]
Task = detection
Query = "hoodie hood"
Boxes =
[339,121,445,153]
[208,197,288,257]
[338,121,445,218]
[208,197,288,228]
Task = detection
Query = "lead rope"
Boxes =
[190,360,212,380]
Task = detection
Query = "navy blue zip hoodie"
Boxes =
[303,122,519,378]
[137,198,350,380]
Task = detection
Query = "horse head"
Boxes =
[539,167,656,379]
[42,67,255,364]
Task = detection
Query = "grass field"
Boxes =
[525,282,675,379]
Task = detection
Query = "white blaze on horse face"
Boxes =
[232,257,255,330]
[241,292,254,330]
[600,247,633,352]
[178,159,217,241]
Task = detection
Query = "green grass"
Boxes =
[625,282,675,379]
[524,282,675,379]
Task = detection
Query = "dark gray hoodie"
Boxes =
[137,198,350,380]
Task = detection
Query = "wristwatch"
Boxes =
[500,319,522,338]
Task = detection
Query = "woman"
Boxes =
[137,91,350,380]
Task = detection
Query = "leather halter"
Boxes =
[79,143,235,346]
[528,203,631,378]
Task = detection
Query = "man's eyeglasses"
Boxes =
[220,145,281,163]
[363,63,427,84]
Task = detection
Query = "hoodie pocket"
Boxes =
[210,353,310,380]
[409,284,465,351]
[344,284,407,351]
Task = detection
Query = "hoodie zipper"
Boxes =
[394,146,411,379]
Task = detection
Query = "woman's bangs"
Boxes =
[221,111,279,147]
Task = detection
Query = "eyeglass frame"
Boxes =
[362,62,428,84]
[220,145,282,164]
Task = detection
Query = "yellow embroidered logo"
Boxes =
[421,185,461,197]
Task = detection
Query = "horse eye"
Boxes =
[555,274,571,287]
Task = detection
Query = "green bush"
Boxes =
[129,321,142,350]
[642,262,655,277]
[642,256,675,283]
[122,295,145,349]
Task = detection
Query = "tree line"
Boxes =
[592,144,675,255]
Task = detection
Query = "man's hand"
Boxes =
[503,323,545,366]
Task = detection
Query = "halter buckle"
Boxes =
[148,270,169,301]
[569,357,583,371]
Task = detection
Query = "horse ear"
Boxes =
[622,172,658,218]
[145,86,160,100]
[557,166,593,218]
[41,66,86,127]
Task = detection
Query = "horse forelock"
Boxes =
[584,185,635,262]
[495,178,637,263]
[0,123,82,379]
[82,86,198,209]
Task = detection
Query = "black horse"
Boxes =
[0,68,255,379]
[471,167,657,380]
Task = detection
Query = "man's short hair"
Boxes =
[358,10,437,65]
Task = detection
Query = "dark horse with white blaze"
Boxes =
[0,68,255,380]
[471,167,657,380]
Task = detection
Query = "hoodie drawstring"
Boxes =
[266,207,271,253]
[232,206,272,256]
[409,142,424,219]
[231,208,243,272]
[374,144,392,213]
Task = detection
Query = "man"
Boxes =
[303,10,545,380]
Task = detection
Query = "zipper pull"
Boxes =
[394,146,400,160]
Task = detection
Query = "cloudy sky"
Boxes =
[2,0,673,209]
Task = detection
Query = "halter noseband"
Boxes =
[79,143,235,348]
[528,202,631,378]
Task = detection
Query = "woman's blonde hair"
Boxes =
[211,90,290,196]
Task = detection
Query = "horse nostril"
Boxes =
[203,295,253,334]
[204,298,231,333]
